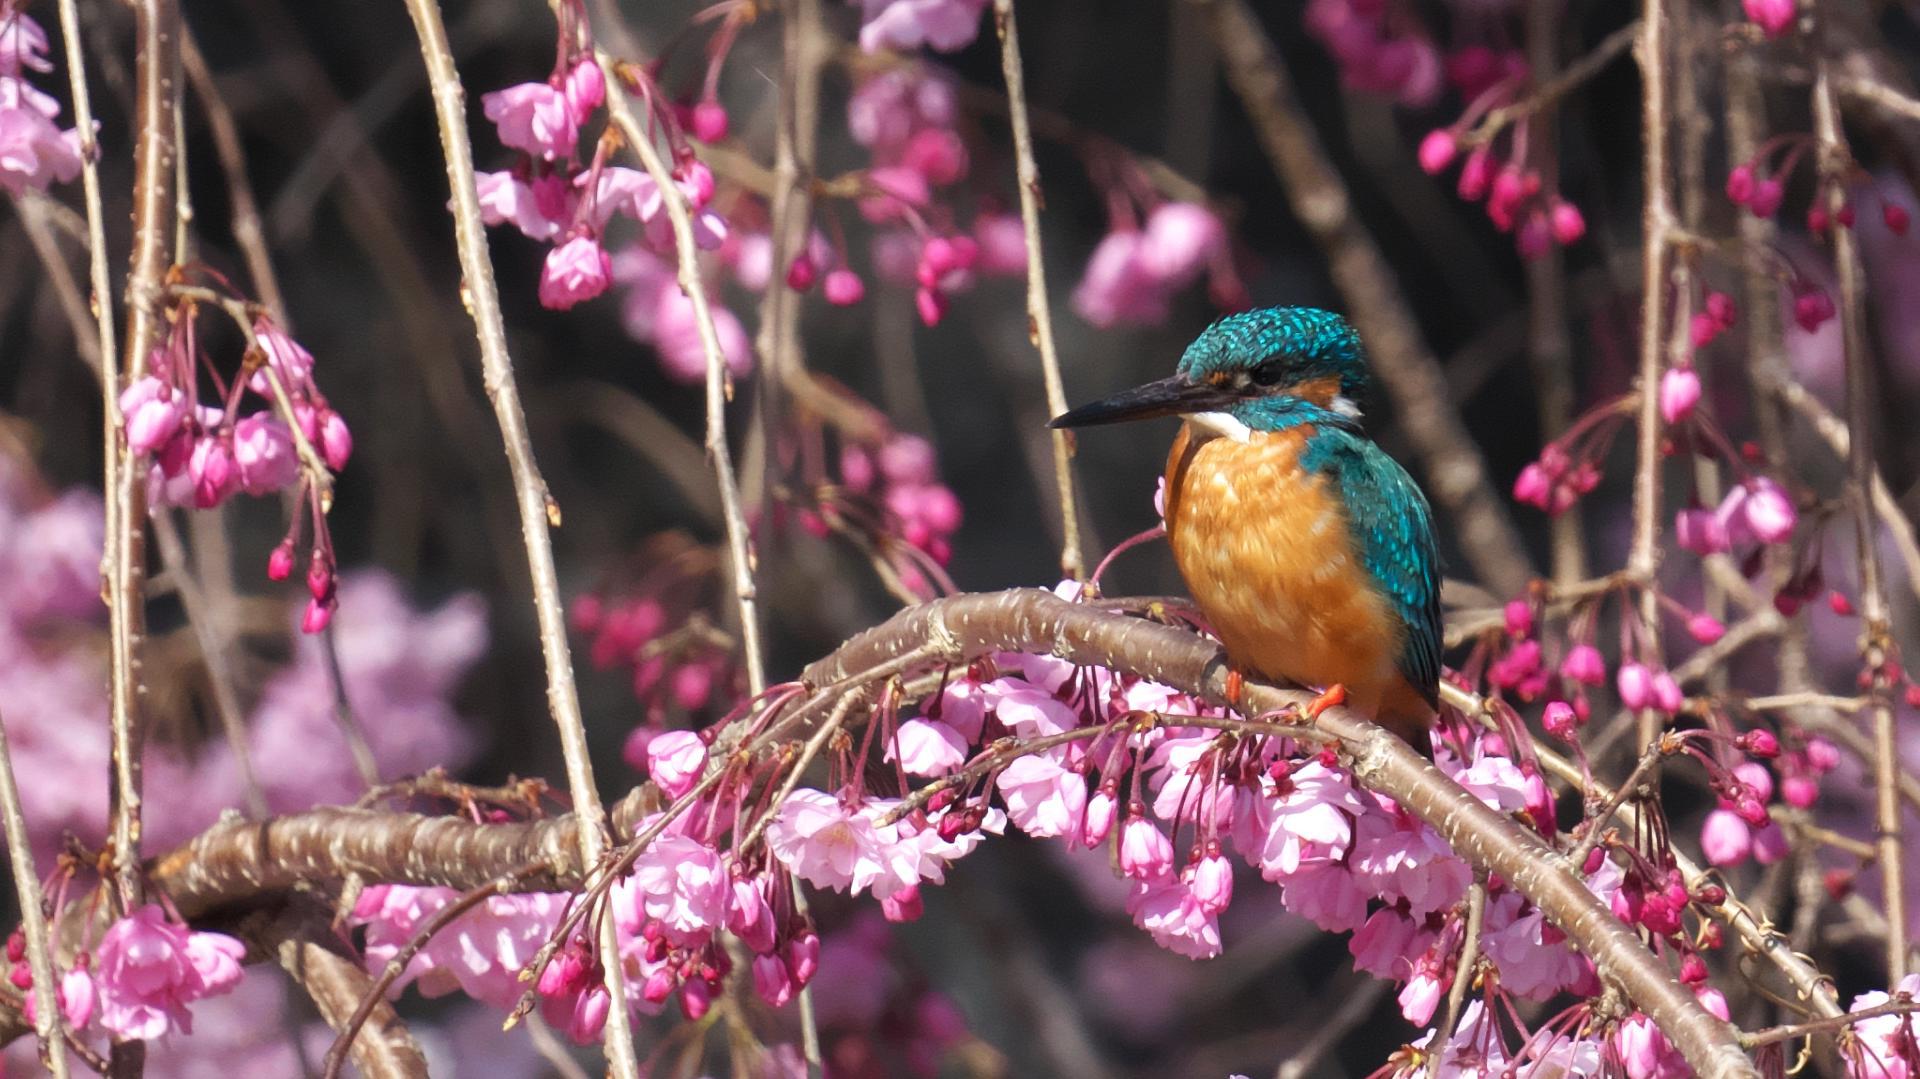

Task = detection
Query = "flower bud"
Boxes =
[1417,129,1457,174]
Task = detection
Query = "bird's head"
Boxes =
[1049,307,1369,442]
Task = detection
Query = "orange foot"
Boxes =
[1306,683,1349,720]
[1224,668,1247,712]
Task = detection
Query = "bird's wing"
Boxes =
[1303,430,1444,705]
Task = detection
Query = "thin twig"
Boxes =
[1429,880,1486,1079]
[179,27,287,323]
[1812,44,1906,981]
[0,708,69,1078]
[1773,378,1920,608]
[600,55,767,696]
[394,1,638,1071]
[1629,0,1673,752]
[993,0,1084,582]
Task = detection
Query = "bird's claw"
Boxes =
[1224,668,1247,712]
[1306,683,1348,720]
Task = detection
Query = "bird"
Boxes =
[1050,306,1442,748]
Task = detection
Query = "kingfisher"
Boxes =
[1051,306,1443,748]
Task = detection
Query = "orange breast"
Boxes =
[1165,422,1421,725]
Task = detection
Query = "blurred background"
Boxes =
[7,0,1920,1074]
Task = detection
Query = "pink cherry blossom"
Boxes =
[619,834,728,944]
[190,436,239,509]
[1071,231,1169,329]
[119,376,187,454]
[1137,202,1223,284]
[1844,973,1920,1078]
[481,80,577,160]
[1743,0,1796,38]
[1676,505,1730,555]
[1659,366,1701,424]
[645,729,707,798]
[562,59,604,126]
[233,414,298,496]
[1559,643,1606,686]
[887,717,968,777]
[0,75,82,196]
[767,789,894,894]
[996,755,1087,838]
[1118,816,1175,880]
[539,235,613,310]
[856,0,989,54]
[476,171,565,240]
[94,905,247,1039]
[1125,874,1222,959]
[0,13,52,76]
[1244,760,1367,878]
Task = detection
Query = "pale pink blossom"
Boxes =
[645,729,707,798]
[1118,817,1175,880]
[119,376,187,454]
[0,13,52,76]
[767,789,893,894]
[1071,230,1169,329]
[1559,643,1606,686]
[1244,760,1367,878]
[190,436,239,509]
[1844,973,1920,1078]
[94,905,247,1039]
[620,835,729,944]
[250,322,316,394]
[539,235,613,310]
[1279,857,1371,932]
[317,410,353,471]
[996,755,1086,838]
[475,171,564,240]
[0,75,81,196]
[1350,809,1471,915]
[1137,202,1223,284]
[887,717,968,777]
[481,80,576,160]
[562,60,604,125]
[1349,907,1433,979]
[23,964,95,1030]
[1125,874,1222,959]
[1659,366,1701,424]
[857,0,989,54]
[1676,505,1730,555]
[233,414,298,496]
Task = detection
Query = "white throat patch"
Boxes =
[1330,394,1363,419]
[1186,411,1254,443]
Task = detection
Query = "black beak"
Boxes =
[1048,374,1243,429]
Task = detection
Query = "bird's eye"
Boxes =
[1248,360,1287,387]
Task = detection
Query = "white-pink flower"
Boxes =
[1845,973,1920,1079]
[1137,202,1222,284]
[1125,874,1222,959]
[995,755,1086,838]
[1243,760,1368,878]
[0,75,81,197]
[119,376,187,454]
[0,13,52,76]
[476,170,566,240]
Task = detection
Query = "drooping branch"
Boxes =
[393,0,638,1070]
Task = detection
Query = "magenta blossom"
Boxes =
[645,729,707,798]
[481,80,577,160]
[1659,366,1701,424]
[539,235,613,310]
[232,414,298,496]
[856,0,990,54]
[119,376,188,454]
[1743,0,1796,37]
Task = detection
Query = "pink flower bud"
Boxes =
[1828,590,1855,616]
[1742,478,1796,543]
[753,953,792,1007]
[301,598,334,634]
[1187,853,1234,914]
[1457,146,1494,200]
[679,975,712,1020]
[1548,199,1586,245]
[786,931,820,986]
[1725,164,1756,205]
[677,161,716,208]
[1791,288,1834,332]
[1676,506,1730,556]
[1651,670,1684,714]
[1749,178,1784,218]
[915,286,947,326]
[1688,312,1723,347]
[1512,462,1552,509]
[881,885,924,922]
[1806,737,1840,772]
[1705,291,1737,327]
[646,729,707,798]
[690,100,729,143]
[785,253,817,292]
[1781,775,1818,808]
[5,932,22,964]
[1807,203,1830,234]
[1542,701,1578,740]
[1679,954,1708,984]
[318,410,353,471]
[1687,614,1726,645]
[1118,817,1174,880]
[1417,129,1457,175]
[1617,662,1654,710]
[1887,203,1911,236]
[120,377,187,454]
[564,60,605,126]
[1659,366,1701,425]
[190,438,238,509]
[1560,644,1607,687]
[823,269,865,306]
[670,662,714,711]
[1743,0,1795,38]
[267,542,295,582]
[1503,599,1534,638]
[1081,789,1115,847]
[539,236,613,311]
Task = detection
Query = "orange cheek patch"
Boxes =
[1289,376,1342,408]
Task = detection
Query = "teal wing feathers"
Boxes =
[1302,429,1444,705]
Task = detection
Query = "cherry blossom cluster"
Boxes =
[854,0,988,55]
[472,5,726,314]
[0,7,81,198]
[567,537,741,725]
[1415,75,1587,259]
[1072,201,1234,329]
[118,299,351,630]
[1301,0,1441,108]
[9,904,244,1046]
